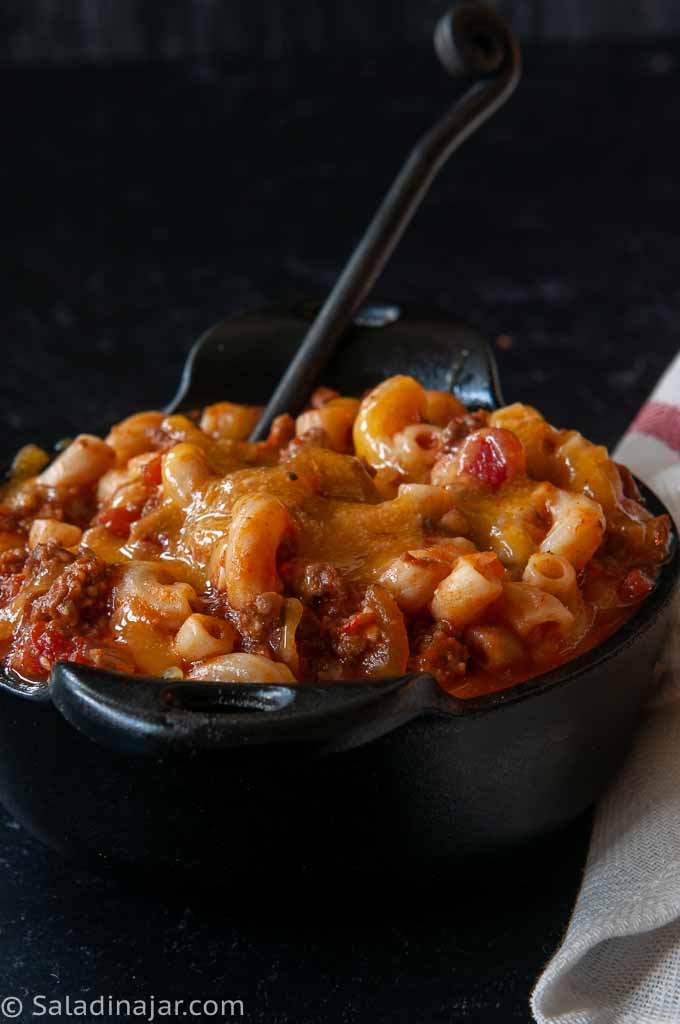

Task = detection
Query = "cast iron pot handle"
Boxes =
[50,663,460,757]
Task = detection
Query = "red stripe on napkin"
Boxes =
[630,401,680,454]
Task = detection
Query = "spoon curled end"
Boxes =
[435,3,519,80]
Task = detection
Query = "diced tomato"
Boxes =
[10,643,44,681]
[97,506,140,537]
[31,622,74,661]
[142,454,163,488]
[468,438,507,488]
[8,618,103,681]
[618,568,654,603]
[29,621,92,668]
[459,427,525,490]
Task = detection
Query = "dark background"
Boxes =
[1,2,679,1023]
[3,0,680,64]
[2,40,679,455]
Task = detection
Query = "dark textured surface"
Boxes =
[2,0,680,65]
[0,44,677,1023]
[0,803,591,1023]
[1,45,679,456]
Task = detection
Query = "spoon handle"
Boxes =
[250,2,520,441]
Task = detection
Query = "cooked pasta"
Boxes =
[174,613,237,662]
[522,552,580,612]
[0,379,671,697]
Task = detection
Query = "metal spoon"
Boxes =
[249,1,521,441]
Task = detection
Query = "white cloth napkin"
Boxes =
[532,352,680,1024]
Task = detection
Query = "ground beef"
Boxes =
[234,592,285,654]
[333,625,372,664]
[297,562,345,601]
[5,546,117,680]
[439,410,489,452]
[201,589,288,657]
[205,562,462,683]
[288,562,362,620]
[280,563,371,679]
[409,621,468,684]
[295,607,360,680]
[30,548,114,630]
[313,588,377,678]
[0,547,26,574]
[23,541,75,586]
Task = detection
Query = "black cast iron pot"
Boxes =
[0,310,677,885]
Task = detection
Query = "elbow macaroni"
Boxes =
[174,613,237,662]
[38,434,115,489]
[213,493,293,610]
[500,582,575,640]
[538,486,605,569]
[430,552,504,630]
[523,552,580,612]
[0,375,669,696]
